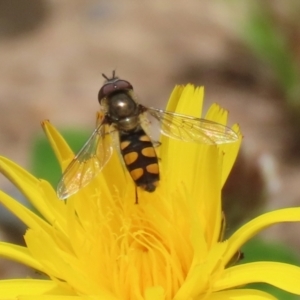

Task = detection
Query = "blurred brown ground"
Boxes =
[1,0,300,277]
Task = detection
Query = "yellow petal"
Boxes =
[0,242,43,272]
[175,243,228,300]
[204,103,242,186]
[174,262,208,300]
[168,84,204,116]
[41,120,74,170]
[24,229,116,298]
[214,262,300,295]
[0,190,52,235]
[145,286,165,300]
[207,289,277,300]
[159,85,204,187]
[224,207,300,265]
[0,156,45,207]
[158,86,241,252]
[37,179,68,231]
[0,279,68,297]
[219,123,242,187]
[0,157,66,227]
[19,297,91,300]
[196,145,223,247]
[24,229,82,288]
[205,103,228,125]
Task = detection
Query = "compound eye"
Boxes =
[115,80,133,91]
[98,80,134,103]
[98,84,115,102]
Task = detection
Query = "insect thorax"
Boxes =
[117,116,140,132]
[108,92,137,117]
[106,91,140,131]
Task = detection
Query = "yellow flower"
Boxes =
[1,84,300,300]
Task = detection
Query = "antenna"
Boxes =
[102,70,116,81]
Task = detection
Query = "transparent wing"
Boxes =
[146,107,238,144]
[139,112,160,146]
[57,123,113,199]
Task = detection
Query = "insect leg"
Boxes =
[135,186,138,204]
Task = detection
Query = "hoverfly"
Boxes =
[57,71,238,200]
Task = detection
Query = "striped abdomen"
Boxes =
[119,128,159,192]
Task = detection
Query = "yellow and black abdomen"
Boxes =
[120,128,159,192]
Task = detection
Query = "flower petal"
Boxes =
[175,243,228,300]
[0,157,66,229]
[0,190,53,235]
[187,144,223,247]
[205,103,229,125]
[204,103,242,186]
[160,87,204,188]
[219,124,242,187]
[0,242,43,272]
[224,207,300,265]
[158,88,225,246]
[169,85,204,116]
[207,288,277,300]
[0,279,68,298]
[145,286,165,300]
[19,297,91,300]
[24,229,83,288]
[24,229,116,298]
[214,262,300,295]
[41,120,74,170]
[0,156,45,208]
